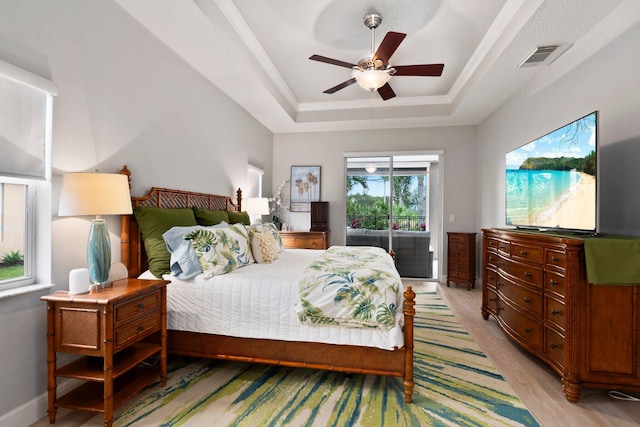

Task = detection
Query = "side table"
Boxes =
[40,278,169,427]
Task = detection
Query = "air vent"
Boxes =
[517,44,571,68]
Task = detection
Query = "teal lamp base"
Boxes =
[88,218,112,289]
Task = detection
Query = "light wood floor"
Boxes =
[31,281,640,427]
[432,280,640,427]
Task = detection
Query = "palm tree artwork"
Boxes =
[290,166,321,212]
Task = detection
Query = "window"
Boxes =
[0,59,56,291]
[247,164,265,198]
[0,179,34,288]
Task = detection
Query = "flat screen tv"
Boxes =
[505,111,598,233]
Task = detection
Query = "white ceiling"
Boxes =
[114,0,635,133]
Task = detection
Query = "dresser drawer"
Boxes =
[545,327,565,367]
[486,267,498,287]
[545,296,566,330]
[500,302,542,351]
[486,287,499,315]
[487,237,500,252]
[512,243,543,265]
[546,249,567,271]
[545,271,567,298]
[114,312,161,350]
[498,256,543,288]
[486,251,499,269]
[498,274,542,317]
[497,241,511,256]
[114,291,161,327]
[449,249,468,262]
[449,233,469,245]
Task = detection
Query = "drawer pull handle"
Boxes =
[524,271,532,278]
[551,309,560,316]
[524,297,532,303]
[137,325,145,332]
[551,256,559,263]
[137,303,145,309]
[550,280,558,287]
[550,342,559,350]
[489,298,497,302]
[520,250,527,256]
[524,327,532,333]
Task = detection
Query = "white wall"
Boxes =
[477,20,640,236]
[0,1,272,424]
[273,125,477,250]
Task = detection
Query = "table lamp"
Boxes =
[245,197,270,224]
[59,172,132,289]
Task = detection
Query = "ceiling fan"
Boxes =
[309,13,444,101]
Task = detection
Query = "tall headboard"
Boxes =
[119,165,243,278]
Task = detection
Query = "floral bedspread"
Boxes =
[296,246,402,329]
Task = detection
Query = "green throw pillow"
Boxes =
[134,207,197,277]
[227,210,251,225]
[193,207,229,226]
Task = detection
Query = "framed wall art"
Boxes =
[290,165,320,212]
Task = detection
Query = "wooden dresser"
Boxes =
[280,231,330,250]
[482,228,640,402]
[41,278,169,427]
[447,232,476,290]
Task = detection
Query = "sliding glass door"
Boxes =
[345,154,438,279]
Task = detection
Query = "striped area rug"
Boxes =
[84,291,539,426]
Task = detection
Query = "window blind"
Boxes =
[0,59,57,180]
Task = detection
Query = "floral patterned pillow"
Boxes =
[184,223,254,278]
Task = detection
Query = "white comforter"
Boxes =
[142,249,405,350]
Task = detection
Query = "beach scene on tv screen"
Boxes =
[506,112,596,231]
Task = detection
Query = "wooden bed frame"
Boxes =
[118,166,416,403]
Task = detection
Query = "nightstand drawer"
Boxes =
[279,231,329,250]
[114,291,160,326]
[114,312,161,350]
[288,236,323,248]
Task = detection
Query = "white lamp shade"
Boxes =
[245,197,270,216]
[353,69,391,91]
[59,173,133,216]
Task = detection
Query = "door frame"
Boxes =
[343,150,444,281]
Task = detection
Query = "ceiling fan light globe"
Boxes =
[352,69,391,91]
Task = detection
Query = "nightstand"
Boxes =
[41,278,169,427]
[279,231,330,249]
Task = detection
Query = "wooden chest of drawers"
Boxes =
[447,232,476,290]
[482,228,640,403]
[279,231,330,250]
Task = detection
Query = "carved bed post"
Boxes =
[236,188,242,211]
[403,285,416,403]
[119,165,133,277]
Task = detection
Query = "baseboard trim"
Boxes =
[0,379,76,427]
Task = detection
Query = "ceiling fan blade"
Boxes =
[309,55,356,69]
[323,78,357,94]
[377,83,396,101]
[373,31,406,65]
[394,64,444,76]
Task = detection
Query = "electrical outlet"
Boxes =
[449,214,455,223]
